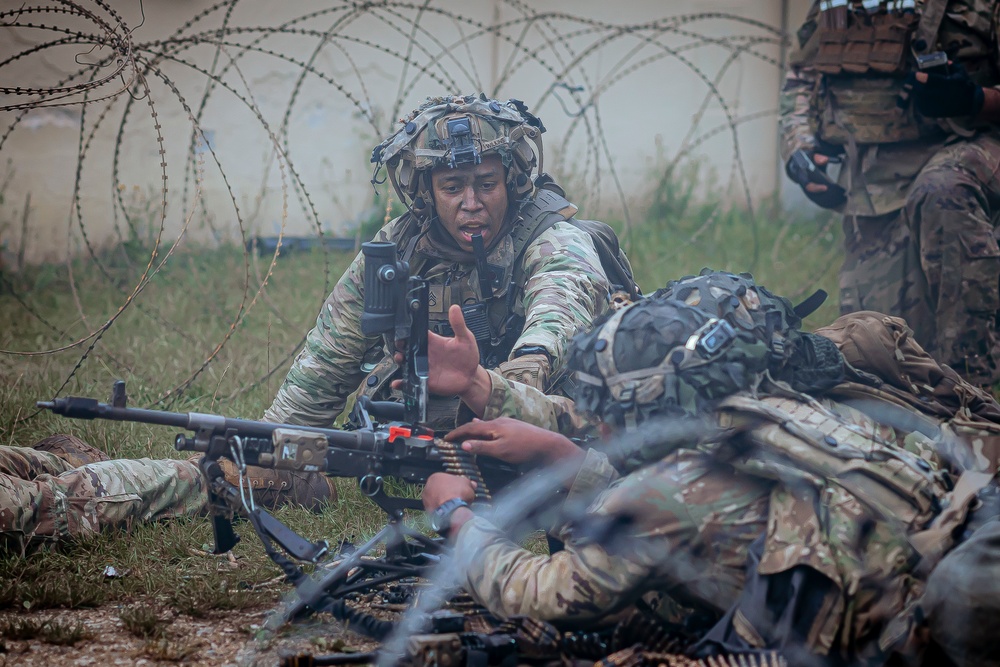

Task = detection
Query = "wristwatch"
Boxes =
[429,498,470,534]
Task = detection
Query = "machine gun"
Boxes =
[36,241,515,633]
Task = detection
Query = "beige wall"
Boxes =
[0,1,792,264]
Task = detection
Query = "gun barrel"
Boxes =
[38,395,378,451]
[38,396,191,428]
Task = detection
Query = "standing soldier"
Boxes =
[781,0,1000,386]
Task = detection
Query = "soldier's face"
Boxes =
[430,154,509,252]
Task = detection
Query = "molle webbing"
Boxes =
[810,1,949,76]
[721,395,946,531]
[808,0,953,145]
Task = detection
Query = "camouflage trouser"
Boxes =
[839,133,1000,386]
[0,446,206,551]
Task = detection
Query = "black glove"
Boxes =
[785,149,847,210]
[910,65,985,118]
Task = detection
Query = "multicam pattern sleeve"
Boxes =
[0,448,206,549]
[454,515,651,621]
[453,447,634,622]
[453,448,771,622]
[481,368,594,436]
[263,249,380,426]
[779,1,821,163]
[512,220,611,366]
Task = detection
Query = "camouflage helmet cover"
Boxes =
[653,268,802,367]
[371,94,545,220]
[653,269,846,394]
[568,296,771,428]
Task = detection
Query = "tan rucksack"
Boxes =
[816,311,1000,474]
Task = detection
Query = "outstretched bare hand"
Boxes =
[393,305,492,413]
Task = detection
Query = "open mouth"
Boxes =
[459,225,489,244]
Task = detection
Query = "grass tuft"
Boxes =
[0,616,93,645]
[38,618,93,646]
[139,636,201,662]
[0,616,47,640]
[119,604,168,639]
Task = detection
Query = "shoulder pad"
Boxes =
[510,189,578,257]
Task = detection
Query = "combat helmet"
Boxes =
[370,94,545,221]
[568,297,772,429]
[655,269,845,394]
[654,269,802,367]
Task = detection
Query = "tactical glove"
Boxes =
[910,65,985,119]
[786,149,847,210]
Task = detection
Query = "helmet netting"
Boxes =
[568,297,770,428]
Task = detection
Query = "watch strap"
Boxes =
[513,345,551,362]
[429,497,470,534]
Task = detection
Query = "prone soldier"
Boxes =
[420,273,1000,666]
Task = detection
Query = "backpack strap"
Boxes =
[512,179,641,305]
[507,185,580,317]
[511,186,578,257]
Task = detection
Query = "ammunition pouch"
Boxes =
[814,11,918,76]
[805,2,955,146]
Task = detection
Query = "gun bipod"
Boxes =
[273,510,444,633]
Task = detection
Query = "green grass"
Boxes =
[0,615,94,645]
[0,175,842,619]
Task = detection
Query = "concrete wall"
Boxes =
[0,1,796,264]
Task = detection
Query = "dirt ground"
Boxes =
[0,605,379,666]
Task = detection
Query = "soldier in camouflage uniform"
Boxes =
[421,288,997,664]
[0,436,205,552]
[260,94,614,504]
[781,0,1000,386]
[0,94,616,544]
[0,433,335,551]
[266,94,612,426]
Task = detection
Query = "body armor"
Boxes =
[357,187,581,432]
[801,0,953,145]
[715,393,991,656]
